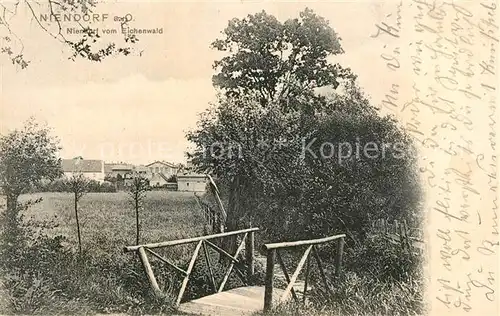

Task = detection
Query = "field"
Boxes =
[1,191,216,315]
[1,191,424,315]
[19,191,206,255]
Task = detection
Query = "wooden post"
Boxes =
[334,237,344,280]
[176,240,203,307]
[398,221,404,248]
[202,242,217,293]
[403,219,411,250]
[264,248,275,312]
[138,247,162,297]
[303,253,311,305]
[246,230,255,281]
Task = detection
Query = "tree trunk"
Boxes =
[4,193,20,244]
[5,193,18,224]
[135,197,140,245]
[74,193,82,255]
[220,176,242,263]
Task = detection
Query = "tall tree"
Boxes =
[188,8,421,244]
[193,8,358,238]
[211,8,355,106]
[0,118,62,240]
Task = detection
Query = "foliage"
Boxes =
[255,232,424,316]
[36,178,116,193]
[343,234,422,283]
[0,118,62,244]
[0,1,139,68]
[257,270,424,316]
[188,83,421,243]
[0,118,62,198]
[166,174,177,183]
[211,8,355,104]
[187,8,424,316]
[190,9,422,244]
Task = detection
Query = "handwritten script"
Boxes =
[371,1,498,315]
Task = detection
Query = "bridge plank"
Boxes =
[178,286,288,316]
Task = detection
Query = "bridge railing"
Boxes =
[124,227,258,307]
[262,234,346,311]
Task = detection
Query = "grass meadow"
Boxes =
[0,191,218,315]
[0,191,424,316]
[19,191,206,256]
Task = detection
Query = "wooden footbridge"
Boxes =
[124,228,345,315]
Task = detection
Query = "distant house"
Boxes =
[146,161,179,178]
[134,165,148,175]
[106,163,134,178]
[177,174,208,192]
[104,163,113,175]
[62,158,105,183]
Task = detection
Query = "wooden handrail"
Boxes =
[125,228,258,308]
[124,227,259,252]
[263,234,346,250]
[263,233,346,312]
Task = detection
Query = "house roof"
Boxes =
[134,165,149,172]
[146,160,178,168]
[110,164,134,171]
[177,173,207,179]
[62,159,103,173]
[104,164,113,173]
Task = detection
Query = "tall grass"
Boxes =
[256,231,425,316]
[0,192,216,315]
[0,193,425,315]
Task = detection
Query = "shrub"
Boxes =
[344,234,422,282]
[35,179,116,193]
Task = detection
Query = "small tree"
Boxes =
[166,174,177,183]
[0,118,61,243]
[128,173,148,245]
[67,172,89,255]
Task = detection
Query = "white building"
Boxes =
[145,161,179,178]
[62,158,105,183]
[177,174,208,192]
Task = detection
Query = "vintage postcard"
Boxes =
[0,1,498,315]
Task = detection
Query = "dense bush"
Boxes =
[35,179,116,193]
[254,233,424,316]
[256,269,424,316]
[344,235,422,282]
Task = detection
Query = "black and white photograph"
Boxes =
[0,1,497,315]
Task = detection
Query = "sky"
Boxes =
[1,1,397,165]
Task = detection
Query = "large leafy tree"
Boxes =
[193,8,359,239]
[0,0,138,68]
[0,118,62,239]
[211,8,355,106]
[188,9,421,247]
[188,83,421,242]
